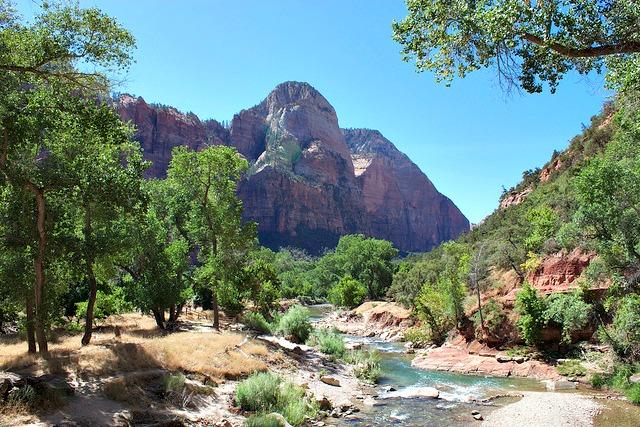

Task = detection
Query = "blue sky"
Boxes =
[18,0,610,223]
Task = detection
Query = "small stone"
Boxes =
[320,375,341,387]
[629,374,640,384]
[512,356,526,364]
[316,395,332,410]
[473,414,484,421]
[471,410,480,416]
[496,355,512,363]
[362,396,378,406]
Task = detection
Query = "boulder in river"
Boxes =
[384,386,440,399]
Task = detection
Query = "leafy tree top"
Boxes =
[393,0,640,93]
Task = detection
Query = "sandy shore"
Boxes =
[483,391,602,427]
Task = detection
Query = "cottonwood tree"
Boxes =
[0,1,135,353]
[168,146,255,329]
[393,0,640,92]
[122,179,193,330]
[333,234,398,300]
[63,105,146,345]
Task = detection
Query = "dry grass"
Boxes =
[0,313,274,380]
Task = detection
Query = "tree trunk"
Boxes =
[152,309,165,329]
[476,285,484,335]
[25,295,36,353]
[175,303,184,321]
[81,207,96,346]
[29,185,48,354]
[81,262,97,345]
[212,291,219,330]
[168,304,176,323]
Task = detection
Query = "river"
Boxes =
[307,304,640,427]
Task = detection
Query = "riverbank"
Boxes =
[483,392,602,427]
[0,312,372,426]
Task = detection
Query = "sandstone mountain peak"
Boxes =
[116,83,469,253]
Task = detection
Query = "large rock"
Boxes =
[116,82,469,254]
[383,386,440,399]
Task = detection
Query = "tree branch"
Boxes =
[522,33,640,58]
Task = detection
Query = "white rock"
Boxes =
[384,386,440,399]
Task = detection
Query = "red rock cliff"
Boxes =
[116,82,469,253]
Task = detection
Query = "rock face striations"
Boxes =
[116,81,469,253]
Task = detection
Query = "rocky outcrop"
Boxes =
[117,94,228,178]
[499,186,533,209]
[320,301,414,341]
[116,82,469,253]
[526,248,599,293]
[411,336,561,380]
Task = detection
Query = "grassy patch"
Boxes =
[307,329,345,359]
[242,312,273,334]
[276,305,312,343]
[235,372,317,426]
[346,349,381,383]
[244,413,286,427]
[557,359,587,377]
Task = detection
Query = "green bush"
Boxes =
[75,287,132,323]
[163,373,186,392]
[556,360,587,377]
[415,282,452,345]
[276,305,312,343]
[235,372,317,426]
[403,326,433,348]
[600,295,640,363]
[346,349,381,383]
[328,275,367,308]
[308,329,345,359]
[242,311,273,334]
[515,282,547,346]
[625,383,640,404]
[472,298,506,337]
[545,291,592,344]
[236,372,282,413]
[244,414,286,427]
[590,373,606,389]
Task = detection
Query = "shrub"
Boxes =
[236,372,282,413]
[625,383,640,404]
[235,372,317,426]
[515,282,547,346]
[415,283,452,345]
[163,373,186,392]
[403,326,433,348]
[328,275,367,308]
[556,360,587,377]
[277,382,310,426]
[600,295,640,363]
[244,414,285,427]
[76,287,131,323]
[472,298,506,338]
[590,373,606,389]
[545,291,592,344]
[242,311,273,334]
[346,349,381,383]
[276,305,312,343]
[308,329,345,359]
